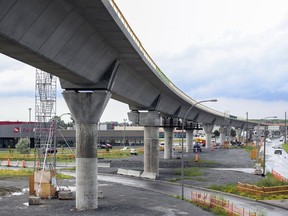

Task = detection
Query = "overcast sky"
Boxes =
[1,0,288,122]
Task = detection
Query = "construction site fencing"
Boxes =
[191,191,258,216]
[272,169,288,182]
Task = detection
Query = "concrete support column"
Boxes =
[203,124,214,149]
[164,127,174,159]
[219,126,226,147]
[144,126,159,175]
[128,111,161,177]
[63,90,111,210]
[236,129,243,142]
[186,129,194,153]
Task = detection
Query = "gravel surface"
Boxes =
[101,147,263,188]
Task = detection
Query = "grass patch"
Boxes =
[245,145,254,152]
[0,147,144,162]
[170,167,204,182]
[56,172,73,179]
[209,184,238,194]
[255,173,288,187]
[0,168,33,177]
[0,168,73,180]
[175,167,203,177]
[283,143,288,153]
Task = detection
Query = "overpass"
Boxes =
[0,0,258,210]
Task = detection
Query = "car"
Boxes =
[105,143,113,149]
[130,148,137,155]
[98,143,108,149]
[120,146,131,151]
[274,149,282,155]
[42,147,57,154]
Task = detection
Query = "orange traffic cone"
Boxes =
[22,160,25,168]
[195,153,199,162]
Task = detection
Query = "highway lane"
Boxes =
[260,137,288,179]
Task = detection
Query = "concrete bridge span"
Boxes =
[0,0,255,128]
[0,0,257,210]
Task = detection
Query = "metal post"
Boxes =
[29,108,32,148]
[123,118,127,146]
[285,112,287,144]
[181,99,217,200]
[246,112,248,146]
[262,125,267,177]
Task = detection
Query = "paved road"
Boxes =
[260,137,288,178]
[98,173,288,216]
[0,175,213,216]
[56,171,287,216]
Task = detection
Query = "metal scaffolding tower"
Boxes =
[34,69,57,169]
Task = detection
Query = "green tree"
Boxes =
[213,130,220,138]
[16,138,30,156]
[230,128,237,139]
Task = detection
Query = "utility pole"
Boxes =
[246,112,248,146]
[285,112,287,144]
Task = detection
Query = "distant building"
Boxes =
[0,121,144,148]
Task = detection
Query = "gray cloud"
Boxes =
[155,16,288,102]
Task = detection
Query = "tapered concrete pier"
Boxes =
[63,90,111,210]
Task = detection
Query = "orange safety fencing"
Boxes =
[272,170,288,182]
[191,192,257,216]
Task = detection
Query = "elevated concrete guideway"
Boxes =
[0,0,256,128]
[0,0,258,211]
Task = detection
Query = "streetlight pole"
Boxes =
[285,112,287,145]
[181,99,217,200]
[123,118,127,146]
[246,112,248,146]
[28,108,32,148]
[262,125,268,177]
[256,116,277,177]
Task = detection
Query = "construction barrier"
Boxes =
[195,153,198,162]
[192,191,257,216]
[272,170,288,182]
[223,141,230,149]
[237,182,288,196]
[250,148,258,160]
[22,160,25,168]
